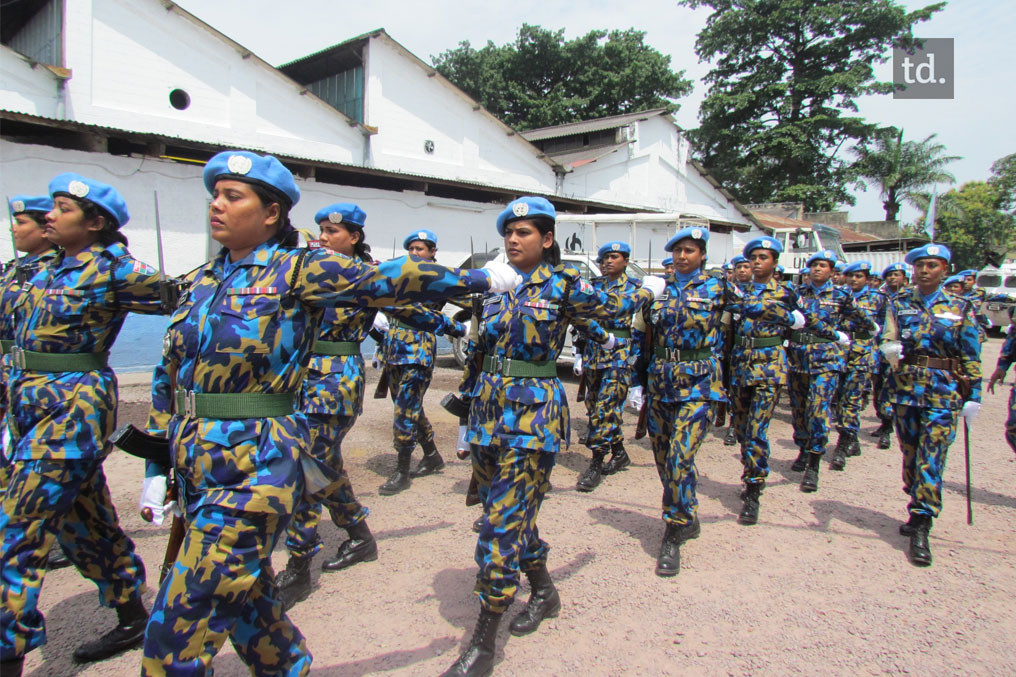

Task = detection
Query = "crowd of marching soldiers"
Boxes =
[0,153,1007,677]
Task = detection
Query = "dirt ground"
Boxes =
[20,338,1016,676]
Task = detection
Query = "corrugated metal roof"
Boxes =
[543,142,627,169]
[521,108,670,141]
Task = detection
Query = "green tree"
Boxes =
[432,24,693,130]
[682,0,944,211]
[851,128,959,221]
[913,181,1016,270]
[989,152,1016,214]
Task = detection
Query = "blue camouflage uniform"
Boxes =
[1,239,165,662]
[873,274,909,427]
[140,151,492,676]
[580,270,640,459]
[643,266,790,528]
[993,322,1016,454]
[787,273,872,458]
[835,274,886,439]
[882,273,981,521]
[466,260,652,613]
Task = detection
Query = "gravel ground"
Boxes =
[20,338,1015,676]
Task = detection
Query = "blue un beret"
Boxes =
[776,265,785,274]
[805,249,838,267]
[662,256,673,267]
[404,229,437,249]
[834,261,846,272]
[203,150,300,207]
[743,236,783,257]
[496,196,556,236]
[843,260,872,275]
[315,203,366,229]
[9,194,54,215]
[882,262,909,278]
[730,255,748,266]
[799,267,810,276]
[49,173,129,228]
[665,226,710,252]
[905,243,951,265]
[597,241,631,260]
[959,269,977,277]
[944,274,966,287]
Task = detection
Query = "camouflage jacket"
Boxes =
[843,287,886,372]
[787,281,873,374]
[581,272,641,369]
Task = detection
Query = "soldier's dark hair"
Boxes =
[248,184,297,247]
[58,194,128,247]
[345,224,371,262]
[529,215,561,266]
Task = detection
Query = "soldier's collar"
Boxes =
[525,261,554,286]
[214,239,279,270]
[58,241,106,270]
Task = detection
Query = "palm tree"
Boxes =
[851,128,960,222]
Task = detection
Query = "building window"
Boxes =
[306,65,364,123]
[2,0,63,66]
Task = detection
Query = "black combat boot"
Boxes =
[411,439,445,478]
[738,483,763,525]
[47,542,72,570]
[877,420,893,449]
[379,449,413,495]
[908,515,933,566]
[655,523,681,577]
[509,564,561,636]
[322,520,378,572]
[575,452,605,492]
[441,607,503,677]
[899,512,921,536]
[847,435,862,457]
[676,518,701,542]
[790,449,808,472]
[800,452,821,493]
[72,596,148,663]
[602,443,631,475]
[472,515,484,533]
[1,656,24,677]
[714,401,727,428]
[723,427,737,446]
[830,432,850,471]
[276,553,314,611]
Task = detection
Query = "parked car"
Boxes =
[443,249,647,367]
[977,265,1016,334]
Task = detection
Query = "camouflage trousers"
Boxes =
[647,398,712,527]
[894,405,958,519]
[285,413,368,559]
[141,506,311,676]
[387,364,434,451]
[789,370,841,454]
[1,458,145,660]
[1006,388,1016,455]
[730,383,780,484]
[583,366,630,454]
[471,443,555,614]
[836,368,874,435]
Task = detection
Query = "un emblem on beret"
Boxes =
[692,228,703,239]
[512,202,529,217]
[68,180,90,198]
[417,231,427,241]
[328,212,343,224]
[928,245,940,256]
[10,200,24,213]
[227,154,253,175]
[611,243,620,251]
[761,240,771,248]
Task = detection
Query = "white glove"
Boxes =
[140,475,170,526]
[641,275,666,300]
[602,334,617,351]
[482,261,523,293]
[457,424,469,452]
[573,355,584,376]
[873,322,881,335]
[961,401,981,424]
[627,385,645,411]
[790,310,806,330]
[372,314,390,333]
[880,340,904,368]
[370,348,381,369]
[985,317,993,329]
[835,331,851,346]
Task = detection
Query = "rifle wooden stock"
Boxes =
[373,366,390,399]
[634,400,649,439]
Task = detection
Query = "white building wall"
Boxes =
[1,140,505,270]
[0,46,63,119]
[364,36,558,193]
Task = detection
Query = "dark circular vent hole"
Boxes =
[169,89,191,110]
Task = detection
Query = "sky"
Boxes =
[174,0,1015,225]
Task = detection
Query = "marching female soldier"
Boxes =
[275,204,466,609]
[139,151,517,675]
[1,176,168,676]
[880,243,981,566]
[442,197,661,676]
[987,311,1016,455]
[871,262,910,448]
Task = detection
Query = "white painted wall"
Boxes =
[0,46,63,119]
[1,140,507,270]
[363,36,558,193]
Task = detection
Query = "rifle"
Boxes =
[963,420,973,525]
[373,361,390,399]
[152,192,180,312]
[576,373,587,402]
[634,239,652,439]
